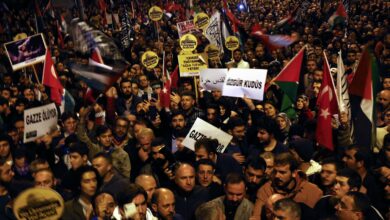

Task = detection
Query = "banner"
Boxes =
[177,20,197,38]
[182,118,232,153]
[200,68,227,91]
[205,11,223,53]
[24,103,58,143]
[4,34,47,71]
[178,53,208,77]
[222,68,267,100]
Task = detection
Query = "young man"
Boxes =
[195,159,224,200]
[244,157,267,203]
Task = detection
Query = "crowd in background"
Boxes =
[0,0,389,219]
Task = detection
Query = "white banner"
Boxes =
[183,118,232,153]
[205,11,223,53]
[24,103,58,143]
[177,20,195,38]
[222,68,267,100]
[200,68,227,91]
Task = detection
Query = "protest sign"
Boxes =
[13,188,64,220]
[24,103,58,143]
[183,118,232,153]
[225,36,240,51]
[205,11,223,53]
[177,20,195,38]
[148,6,163,21]
[178,53,208,77]
[222,68,268,100]
[194,12,210,30]
[141,51,159,69]
[200,68,227,91]
[179,34,198,52]
[4,33,47,71]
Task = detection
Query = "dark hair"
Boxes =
[320,157,341,172]
[273,198,301,219]
[345,191,371,217]
[194,138,219,154]
[274,152,299,172]
[171,110,185,119]
[95,125,112,137]
[61,112,78,123]
[93,152,113,165]
[117,183,147,207]
[180,91,195,100]
[337,168,362,190]
[0,97,8,106]
[0,134,11,144]
[120,78,132,87]
[256,117,278,135]
[196,159,215,171]
[245,157,267,171]
[206,104,220,114]
[346,145,371,169]
[115,116,130,128]
[76,166,102,196]
[68,142,89,156]
[227,116,246,130]
[225,172,245,186]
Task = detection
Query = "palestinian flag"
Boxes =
[266,46,306,119]
[349,47,380,149]
[328,1,348,27]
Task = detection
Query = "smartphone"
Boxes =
[141,94,148,101]
[151,93,158,100]
[124,202,137,218]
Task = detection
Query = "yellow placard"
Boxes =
[180,34,198,52]
[141,51,159,69]
[148,6,163,21]
[194,12,210,30]
[178,53,208,77]
[205,44,220,60]
[13,188,64,220]
[225,36,240,51]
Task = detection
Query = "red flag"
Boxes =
[251,27,298,51]
[170,65,179,89]
[42,49,64,105]
[222,0,243,33]
[315,53,338,151]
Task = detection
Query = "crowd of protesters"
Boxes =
[0,0,389,219]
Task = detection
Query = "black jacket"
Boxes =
[170,185,209,220]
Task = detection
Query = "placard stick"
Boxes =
[31,65,41,85]
[193,76,199,104]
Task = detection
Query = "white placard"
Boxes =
[200,68,227,91]
[222,68,267,100]
[24,103,58,143]
[182,118,233,153]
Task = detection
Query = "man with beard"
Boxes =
[205,104,221,128]
[201,173,253,220]
[0,134,12,162]
[180,92,204,125]
[226,116,248,165]
[310,157,340,195]
[252,152,323,218]
[112,117,132,149]
[195,159,224,200]
[148,138,176,187]
[244,157,267,203]
[377,89,390,126]
[0,158,14,219]
[170,111,187,153]
[117,183,149,220]
[151,188,183,220]
[116,79,142,116]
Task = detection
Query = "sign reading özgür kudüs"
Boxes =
[24,103,58,143]
[182,118,233,153]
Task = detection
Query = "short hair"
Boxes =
[195,202,222,220]
[0,134,11,144]
[30,158,49,174]
[257,116,278,135]
[173,162,193,175]
[115,116,130,127]
[68,142,89,156]
[137,127,154,139]
[120,78,132,87]
[245,157,267,171]
[171,110,185,119]
[150,188,172,205]
[93,152,113,165]
[95,125,112,137]
[206,104,220,114]
[260,152,274,160]
[346,145,371,169]
[194,138,218,154]
[274,152,299,172]
[117,183,147,207]
[34,168,54,179]
[337,168,362,190]
[196,159,215,171]
[180,91,195,100]
[0,97,8,106]
[61,112,78,122]
[225,173,245,186]
[227,116,246,130]
[320,157,341,172]
[273,198,301,219]
[345,191,371,217]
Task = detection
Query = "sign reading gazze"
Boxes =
[183,118,232,153]
[24,103,58,143]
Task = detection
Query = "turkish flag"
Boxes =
[42,49,64,105]
[315,53,339,151]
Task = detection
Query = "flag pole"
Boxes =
[32,65,41,85]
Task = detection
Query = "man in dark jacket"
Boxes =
[170,163,209,220]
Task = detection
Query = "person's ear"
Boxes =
[356,160,364,169]
[151,204,158,213]
[82,155,88,162]
[292,170,297,178]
